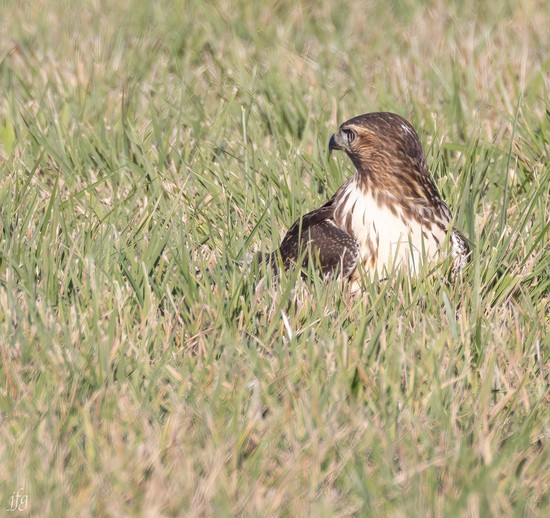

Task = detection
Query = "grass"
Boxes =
[0,0,548,516]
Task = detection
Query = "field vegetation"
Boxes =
[0,0,548,515]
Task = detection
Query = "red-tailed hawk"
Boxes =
[259,112,470,285]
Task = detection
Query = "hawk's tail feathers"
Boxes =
[238,251,278,273]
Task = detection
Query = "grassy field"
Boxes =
[0,0,548,516]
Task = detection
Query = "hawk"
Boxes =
[259,112,469,285]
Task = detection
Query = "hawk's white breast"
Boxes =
[334,179,448,276]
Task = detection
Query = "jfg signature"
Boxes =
[6,488,28,512]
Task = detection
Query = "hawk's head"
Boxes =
[329,112,433,198]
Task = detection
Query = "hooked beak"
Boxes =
[328,130,345,154]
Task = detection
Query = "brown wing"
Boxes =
[267,201,359,278]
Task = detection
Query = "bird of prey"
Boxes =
[259,112,470,286]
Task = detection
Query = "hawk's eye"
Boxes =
[343,129,356,145]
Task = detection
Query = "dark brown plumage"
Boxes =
[259,112,469,286]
